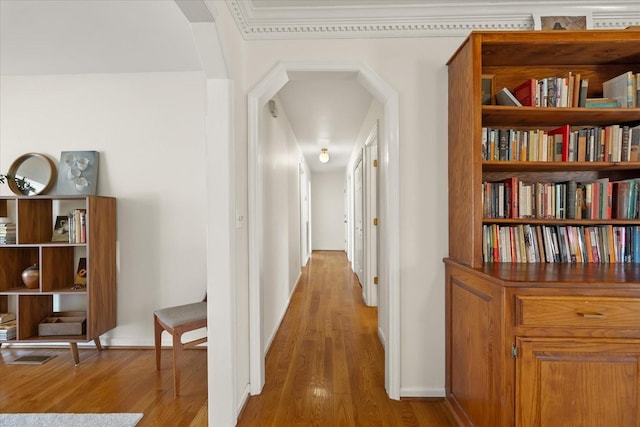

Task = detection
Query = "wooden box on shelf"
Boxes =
[445,29,640,426]
[38,311,87,336]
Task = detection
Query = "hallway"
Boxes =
[237,251,455,426]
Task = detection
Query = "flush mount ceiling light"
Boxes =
[319,148,330,163]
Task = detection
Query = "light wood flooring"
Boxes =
[0,250,455,426]
[237,250,456,426]
[0,345,207,426]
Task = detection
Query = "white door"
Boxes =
[354,156,364,285]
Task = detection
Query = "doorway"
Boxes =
[248,60,400,399]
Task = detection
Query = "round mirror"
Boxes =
[7,153,57,196]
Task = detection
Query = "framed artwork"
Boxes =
[481,74,495,105]
[533,13,592,30]
[51,215,69,242]
[75,257,87,285]
[56,151,99,195]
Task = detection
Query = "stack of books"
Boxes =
[0,217,16,244]
[0,313,17,340]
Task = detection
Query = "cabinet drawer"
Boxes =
[515,296,640,328]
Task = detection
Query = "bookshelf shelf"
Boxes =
[483,160,640,171]
[445,29,640,426]
[0,195,116,363]
[483,105,640,127]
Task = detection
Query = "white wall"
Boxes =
[216,2,461,397]
[0,72,208,345]
[259,95,304,355]
[311,171,345,250]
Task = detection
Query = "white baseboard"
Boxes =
[400,387,446,398]
[263,271,302,358]
[377,326,386,350]
[236,383,251,418]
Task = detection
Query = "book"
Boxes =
[571,73,581,108]
[0,320,16,340]
[602,71,634,107]
[577,78,589,107]
[513,79,537,107]
[0,313,16,323]
[495,87,522,107]
[548,124,570,162]
[585,98,621,108]
[630,125,640,162]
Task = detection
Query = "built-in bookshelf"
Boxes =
[0,195,116,364]
[445,30,640,427]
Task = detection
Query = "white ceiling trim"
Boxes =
[226,0,640,39]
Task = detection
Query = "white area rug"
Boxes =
[0,413,143,427]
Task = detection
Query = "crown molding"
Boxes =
[226,0,640,39]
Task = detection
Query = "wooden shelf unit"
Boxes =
[445,30,640,426]
[0,195,116,363]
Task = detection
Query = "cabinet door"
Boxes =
[516,337,640,427]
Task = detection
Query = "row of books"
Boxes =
[482,224,640,264]
[51,209,87,244]
[0,223,16,245]
[0,313,17,340]
[484,178,640,220]
[499,71,640,108]
[509,73,589,108]
[482,124,640,163]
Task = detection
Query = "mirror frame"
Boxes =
[7,153,57,196]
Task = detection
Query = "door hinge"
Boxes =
[373,159,378,167]
[511,344,519,359]
[373,276,378,285]
[373,218,378,226]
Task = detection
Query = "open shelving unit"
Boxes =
[0,195,116,364]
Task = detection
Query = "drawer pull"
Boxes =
[577,311,606,318]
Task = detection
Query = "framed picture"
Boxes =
[56,151,99,196]
[75,258,87,285]
[533,13,592,30]
[51,215,69,242]
[481,74,495,105]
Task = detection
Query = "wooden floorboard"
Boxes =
[0,250,455,426]
[237,250,456,426]
[0,346,207,426]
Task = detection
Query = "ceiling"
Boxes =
[1,0,638,173]
[276,73,373,172]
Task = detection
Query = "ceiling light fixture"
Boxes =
[319,148,330,163]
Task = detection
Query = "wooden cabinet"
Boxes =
[445,30,640,426]
[0,195,116,363]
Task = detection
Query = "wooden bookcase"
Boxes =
[0,195,116,364]
[445,30,640,426]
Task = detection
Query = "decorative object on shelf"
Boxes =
[75,258,87,286]
[56,151,99,196]
[51,215,70,242]
[481,74,495,105]
[2,153,57,196]
[21,264,39,289]
[533,13,592,30]
[319,147,330,163]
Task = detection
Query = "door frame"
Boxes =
[363,122,378,307]
[248,60,400,399]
